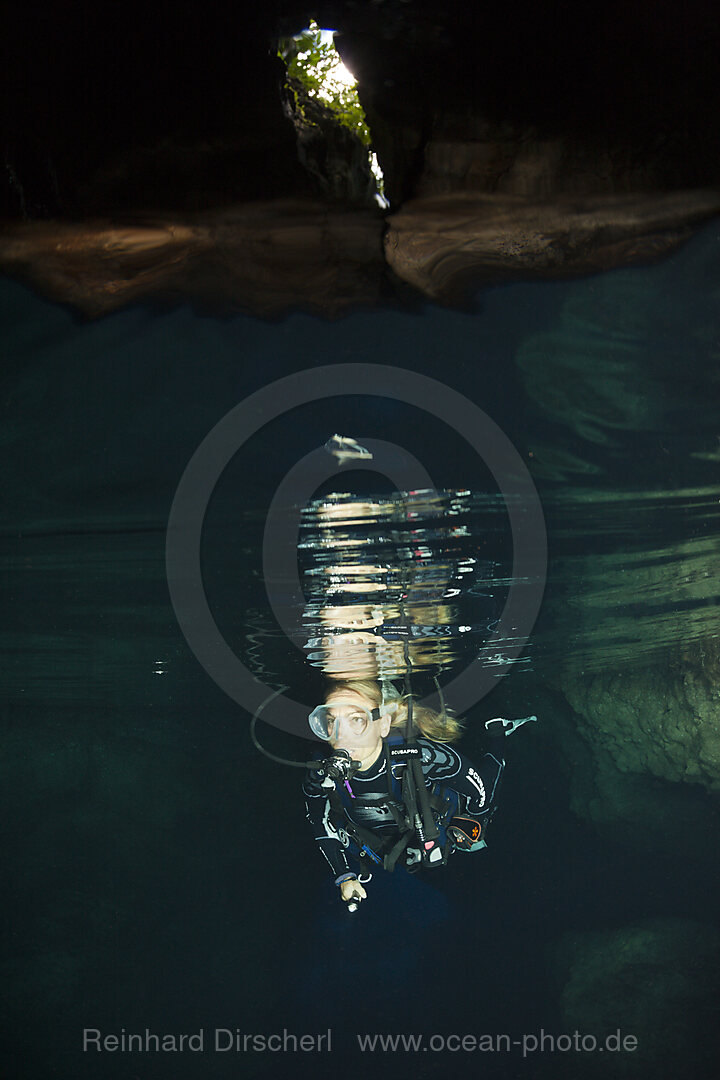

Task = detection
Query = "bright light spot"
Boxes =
[315,48,359,102]
[332,62,358,89]
[370,153,389,208]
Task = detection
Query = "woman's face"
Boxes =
[324,688,391,759]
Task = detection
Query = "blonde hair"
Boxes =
[325,678,465,744]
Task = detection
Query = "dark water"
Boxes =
[2,221,720,1079]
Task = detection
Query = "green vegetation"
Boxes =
[279,21,371,146]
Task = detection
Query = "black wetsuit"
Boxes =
[302,733,505,880]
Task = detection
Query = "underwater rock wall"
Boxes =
[543,632,720,860]
[545,607,720,849]
[545,516,720,799]
[549,687,720,858]
[552,918,720,1077]
[560,651,720,795]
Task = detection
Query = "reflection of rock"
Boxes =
[384,191,720,304]
[3,191,720,317]
[517,275,663,457]
[516,247,720,481]
[553,919,720,1077]
[0,202,387,318]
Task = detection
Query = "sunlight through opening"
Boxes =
[279,21,389,208]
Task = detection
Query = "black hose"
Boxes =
[250,685,322,769]
[398,583,439,846]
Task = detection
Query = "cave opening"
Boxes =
[278,20,388,209]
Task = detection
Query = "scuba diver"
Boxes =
[302,678,537,908]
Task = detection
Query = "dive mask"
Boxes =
[308,700,385,741]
